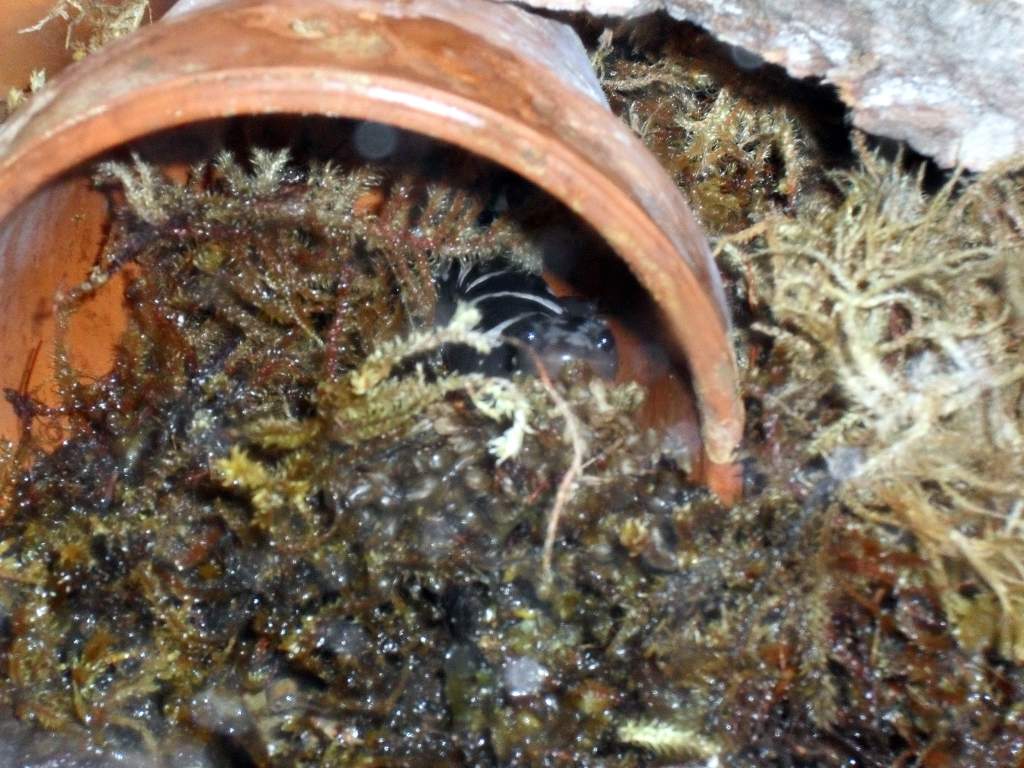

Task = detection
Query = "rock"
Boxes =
[501,0,1024,171]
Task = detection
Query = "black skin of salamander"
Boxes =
[434,260,617,379]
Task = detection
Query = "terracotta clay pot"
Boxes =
[0,0,180,90]
[0,1,71,92]
[0,0,744,499]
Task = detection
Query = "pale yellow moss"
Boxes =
[21,0,149,58]
[617,718,720,759]
[721,138,1024,659]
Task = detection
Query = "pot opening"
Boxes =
[0,114,702,465]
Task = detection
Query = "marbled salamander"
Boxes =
[435,260,617,379]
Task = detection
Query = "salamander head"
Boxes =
[436,259,618,380]
[510,311,617,380]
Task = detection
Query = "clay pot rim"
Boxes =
[0,0,743,498]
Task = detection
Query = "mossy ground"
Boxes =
[0,8,1023,768]
[591,16,1024,765]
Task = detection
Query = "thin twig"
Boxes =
[525,349,586,583]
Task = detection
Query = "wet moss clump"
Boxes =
[4,145,1018,768]
[0,148,734,765]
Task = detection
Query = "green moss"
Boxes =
[0,148,688,765]
[590,18,838,235]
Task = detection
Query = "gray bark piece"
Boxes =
[501,0,1024,171]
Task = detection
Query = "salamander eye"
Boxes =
[595,329,615,352]
[517,324,541,344]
